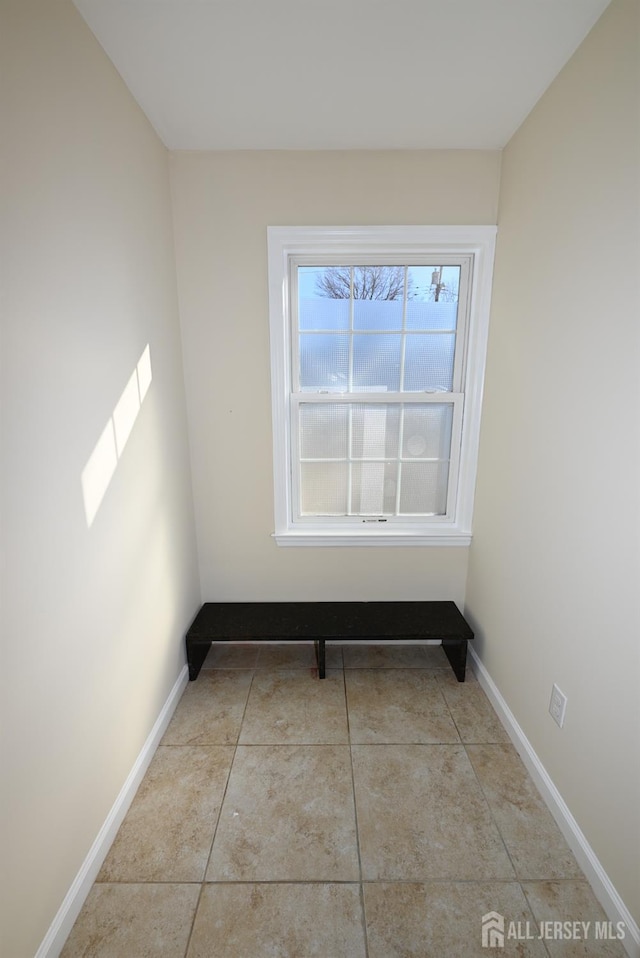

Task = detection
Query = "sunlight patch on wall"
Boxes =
[113,370,140,457]
[81,345,153,528]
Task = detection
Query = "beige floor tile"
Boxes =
[255,642,343,670]
[364,882,548,957]
[202,643,259,669]
[437,679,510,743]
[467,745,583,880]
[345,669,461,744]
[60,883,199,958]
[99,746,234,882]
[343,644,436,670]
[421,644,453,668]
[436,665,478,685]
[239,669,348,744]
[522,881,628,956]
[187,883,366,958]
[324,644,344,668]
[206,745,359,881]
[61,643,623,958]
[352,744,515,881]
[162,670,252,746]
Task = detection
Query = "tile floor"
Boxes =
[61,644,625,957]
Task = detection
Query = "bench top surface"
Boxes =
[187,600,473,641]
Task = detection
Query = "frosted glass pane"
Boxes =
[398,462,450,515]
[300,462,348,515]
[296,401,454,517]
[403,334,455,391]
[405,301,458,331]
[351,462,398,515]
[300,404,348,459]
[299,298,350,331]
[353,334,401,391]
[351,404,400,459]
[354,298,402,331]
[401,404,453,460]
[299,334,349,390]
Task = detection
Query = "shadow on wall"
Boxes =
[81,344,152,528]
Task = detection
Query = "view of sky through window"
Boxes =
[298,265,460,303]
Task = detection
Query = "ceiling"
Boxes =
[73,0,612,151]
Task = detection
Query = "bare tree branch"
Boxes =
[315,265,405,300]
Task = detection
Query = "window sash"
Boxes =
[290,257,470,525]
[290,394,464,524]
[291,256,472,396]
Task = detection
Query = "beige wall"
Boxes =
[170,150,501,602]
[466,0,640,924]
[5,0,637,951]
[0,3,200,955]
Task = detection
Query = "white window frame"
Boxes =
[267,225,496,547]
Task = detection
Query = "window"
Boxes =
[267,226,496,546]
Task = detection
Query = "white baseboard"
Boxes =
[35,665,189,958]
[469,647,640,958]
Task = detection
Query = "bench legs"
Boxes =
[442,637,468,682]
[187,636,467,682]
[187,641,211,681]
[315,638,466,681]
[314,639,326,679]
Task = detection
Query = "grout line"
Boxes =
[344,665,370,958]
[94,874,611,888]
[462,741,520,882]
[182,881,206,958]
[184,667,258,954]
[519,882,554,958]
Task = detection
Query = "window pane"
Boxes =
[401,404,453,460]
[300,462,348,515]
[405,301,458,331]
[297,402,454,519]
[303,265,352,301]
[407,265,460,308]
[299,333,349,391]
[354,298,403,331]
[298,266,351,331]
[352,265,405,304]
[403,334,455,391]
[351,462,398,515]
[353,334,401,391]
[398,462,450,515]
[300,404,348,459]
[351,404,400,459]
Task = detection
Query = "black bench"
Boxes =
[185,601,473,682]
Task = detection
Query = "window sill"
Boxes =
[272,531,472,548]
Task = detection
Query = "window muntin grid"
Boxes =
[297,401,455,518]
[297,264,463,395]
[292,259,469,523]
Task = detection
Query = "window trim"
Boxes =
[267,225,497,547]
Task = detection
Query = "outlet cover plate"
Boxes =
[549,683,568,727]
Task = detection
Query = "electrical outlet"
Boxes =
[549,683,568,728]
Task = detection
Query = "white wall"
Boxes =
[170,149,501,601]
[466,0,640,926]
[0,3,200,955]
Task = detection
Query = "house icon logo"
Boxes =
[482,912,505,948]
